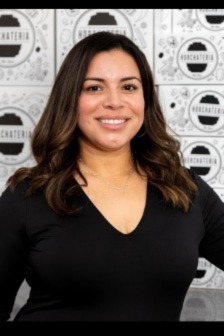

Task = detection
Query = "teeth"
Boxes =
[99,119,126,124]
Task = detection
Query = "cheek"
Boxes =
[77,99,97,131]
[78,94,101,111]
[77,100,92,124]
[133,99,145,119]
[77,99,90,117]
[77,113,90,131]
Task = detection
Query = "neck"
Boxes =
[78,148,134,178]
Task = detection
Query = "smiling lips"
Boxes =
[96,118,129,129]
[98,118,127,125]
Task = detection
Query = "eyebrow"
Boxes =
[83,76,142,83]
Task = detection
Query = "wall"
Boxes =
[0,9,224,317]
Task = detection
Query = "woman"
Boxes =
[0,31,224,321]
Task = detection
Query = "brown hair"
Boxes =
[7,31,197,215]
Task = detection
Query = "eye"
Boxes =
[123,84,137,91]
[85,85,102,92]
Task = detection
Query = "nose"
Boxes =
[102,89,124,110]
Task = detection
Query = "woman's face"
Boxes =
[77,49,145,152]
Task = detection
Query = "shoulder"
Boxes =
[0,178,31,231]
[0,178,30,205]
[185,167,223,209]
[185,167,212,191]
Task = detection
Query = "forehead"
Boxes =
[85,49,140,76]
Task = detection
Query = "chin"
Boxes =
[99,141,127,151]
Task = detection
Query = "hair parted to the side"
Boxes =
[7,31,197,215]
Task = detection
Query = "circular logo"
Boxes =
[181,290,215,321]
[192,258,216,286]
[196,9,224,31]
[177,38,218,79]
[73,9,133,44]
[183,141,222,181]
[0,9,35,67]
[189,91,224,132]
[0,107,35,165]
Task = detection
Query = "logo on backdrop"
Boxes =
[0,9,35,67]
[196,9,224,31]
[0,107,35,165]
[192,258,216,286]
[183,141,221,181]
[177,37,218,79]
[73,9,133,44]
[189,91,224,132]
[181,291,215,321]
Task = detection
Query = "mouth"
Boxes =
[97,118,128,125]
[96,118,129,130]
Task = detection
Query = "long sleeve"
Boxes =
[0,182,28,322]
[195,173,224,271]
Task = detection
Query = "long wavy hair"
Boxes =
[8,31,197,215]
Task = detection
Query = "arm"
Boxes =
[194,173,224,271]
[0,182,28,322]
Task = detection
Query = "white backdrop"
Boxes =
[0,9,224,316]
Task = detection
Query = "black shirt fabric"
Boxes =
[0,169,224,321]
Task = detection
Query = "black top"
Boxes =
[0,169,224,321]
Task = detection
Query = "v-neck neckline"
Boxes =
[76,182,149,237]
